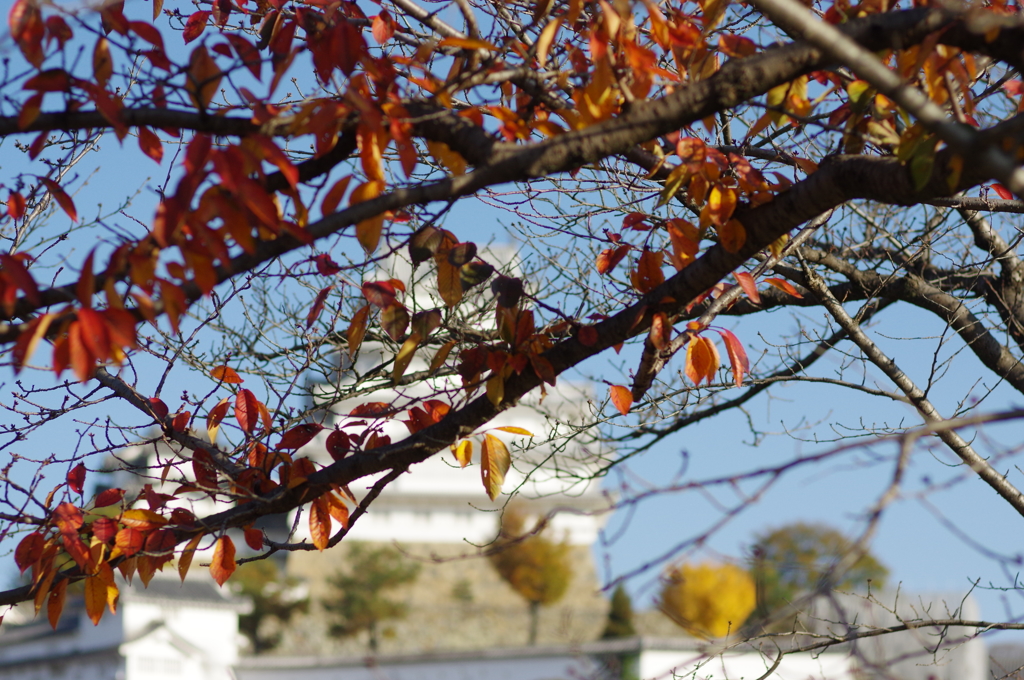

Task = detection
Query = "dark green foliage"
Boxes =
[748,522,889,621]
[233,560,309,655]
[601,584,637,639]
[322,543,421,653]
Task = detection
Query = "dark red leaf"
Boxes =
[183,11,210,44]
[67,463,86,495]
[278,423,324,450]
[94,488,125,508]
[15,531,44,573]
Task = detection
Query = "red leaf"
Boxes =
[137,126,163,164]
[15,531,44,573]
[171,410,191,432]
[53,502,84,535]
[183,11,210,44]
[67,463,86,495]
[306,286,332,329]
[94,488,125,508]
[244,527,263,551]
[578,325,598,346]
[1003,80,1024,97]
[313,254,341,276]
[0,253,41,305]
[210,365,244,384]
[6,192,26,220]
[649,312,671,350]
[371,10,394,44]
[147,397,169,420]
[361,280,398,308]
[192,449,218,489]
[39,178,78,222]
[91,517,118,542]
[326,430,350,461]
[609,385,633,416]
[763,277,804,298]
[735,271,761,304]
[235,388,259,434]
[278,423,324,450]
[717,328,750,388]
[992,183,1014,200]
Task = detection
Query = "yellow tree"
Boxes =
[658,562,757,639]
[489,506,573,645]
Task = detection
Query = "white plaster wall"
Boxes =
[638,650,854,680]
[235,653,602,680]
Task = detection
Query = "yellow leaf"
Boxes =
[486,372,505,406]
[495,426,534,436]
[430,339,457,373]
[537,18,562,69]
[392,333,421,384]
[426,140,467,175]
[657,164,692,208]
[356,214,384,253]
[437,36,497,51]
[481,433,511,501]
[453,439,473,468]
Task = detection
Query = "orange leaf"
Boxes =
[234,388,259,434]
[764,277,804,298]
[206,396,230,442]
[12,312,53,373]
[209,535,236,586]
[93,37,113,88]
[346,304,370,359]
[649,312,671,350]
[309,496,331,551]
[321,175,352,215]
[717,328,750,387]
[185,45,222,111]
[609,384,633,416]
[480,433,510,501]
[178,534,203,582]
[630,249,665,294]
[210,365,244,384]
[115,527,144,557]
[717,219,746,253]
[47,579,67,630]
[39,178,78,222]
[706,184,738,227]
[685,335,720,385]
[596,244,630,275]
[735,272,760,304]
[84,575,107,625]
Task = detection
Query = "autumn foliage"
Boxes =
[658,562,757,639]
[4,0,1024,648]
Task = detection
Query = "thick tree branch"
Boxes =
[801,262,1024,518]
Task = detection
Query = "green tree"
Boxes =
[322,543,421,654]
[232,560,309,655]
[489,506,573,645]
[657,562,757,639]
[748,523,889,621]
[601,584,637,639]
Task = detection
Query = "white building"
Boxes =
[0,574,249,680]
